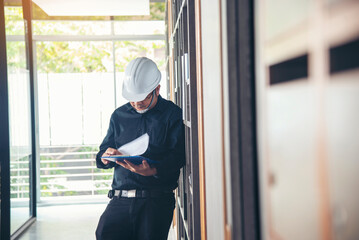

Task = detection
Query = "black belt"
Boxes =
[108,189,173,199]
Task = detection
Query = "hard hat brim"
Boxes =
[122,87,152,102]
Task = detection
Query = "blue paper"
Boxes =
[101,155,158,165]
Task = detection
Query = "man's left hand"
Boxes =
[116,159,157,176]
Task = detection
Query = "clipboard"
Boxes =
[101,155,158,165]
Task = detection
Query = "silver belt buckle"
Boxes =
[127,190,136,198]
[114,190,121,197]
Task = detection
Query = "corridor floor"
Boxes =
[18,203,107,240]
[18,202,176,240]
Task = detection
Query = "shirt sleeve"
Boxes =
[155,111,186,181]
[96,113,116,169]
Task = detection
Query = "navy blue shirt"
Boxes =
[96,95,185,191]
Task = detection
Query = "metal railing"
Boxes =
[10,146,113,200]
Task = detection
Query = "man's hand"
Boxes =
[116,160,157,176]
[101,148,122,165]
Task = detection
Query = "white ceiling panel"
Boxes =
[32,0,150,16]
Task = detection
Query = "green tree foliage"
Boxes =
[35,40,165,73]
[5,7,27,71]
[36,41,113,73]
[5,7,165,74]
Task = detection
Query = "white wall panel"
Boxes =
[326,71,359,240]
[201,0,226,239]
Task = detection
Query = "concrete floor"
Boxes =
[18,202,177,240]
[18,203,107,240]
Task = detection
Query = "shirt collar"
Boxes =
[125,95,166,113]
[151,95,166,112]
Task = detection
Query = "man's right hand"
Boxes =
[101,148,122,165]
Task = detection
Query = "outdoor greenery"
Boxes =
[5,7,27,71]
[5,6,166,73]
[35,40,165,73]
[10,155,30,199]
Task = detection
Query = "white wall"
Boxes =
[37,72,167,146]
[200,0,231,239]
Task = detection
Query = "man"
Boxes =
[95,57,185,240]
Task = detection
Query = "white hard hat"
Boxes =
[122,57,161,102]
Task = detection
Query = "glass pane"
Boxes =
[36,41,115,199]
[32,20,165,36]
[36,41,115,147]
[114,21,165,35]
[33,21,112,35]
[5,3,33,234]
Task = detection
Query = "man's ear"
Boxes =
[155,85,161,96]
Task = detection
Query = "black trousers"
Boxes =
[95,193,175,240]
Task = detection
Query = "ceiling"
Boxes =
[32,0,150,16]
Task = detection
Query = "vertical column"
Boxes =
[0,1,11,239]
[23,0,38,220]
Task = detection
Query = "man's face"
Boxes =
[130,91,154,111]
